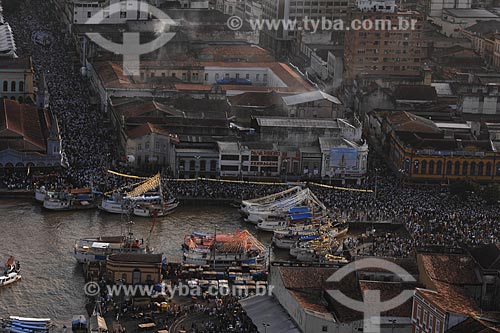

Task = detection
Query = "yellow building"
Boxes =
[374,112,500,182]
[0,57,35,103]
[106,253,162,285]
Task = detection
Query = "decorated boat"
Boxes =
[182,230,267,268]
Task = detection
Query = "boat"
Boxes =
[98,192,133,214]
[133,177,179,218]
[0,257,21,287]
[239,186,303,216]
[182,230,267,269]
[5,317,51,333]
[74,223,146,263]
[43,188,97,211]
[35,186,47,202]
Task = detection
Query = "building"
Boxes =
[270,260,416,333]
[0,57,35,103]
[427,0,471,18]
[259,0,350,58]
[460,20,500,65]
[0,99,61,169]
[412,252,500,332]
[319,137,369,182]
[432,9,499,37]
[126,122,178,171]
[175,143,220,178]
[281,90,342,118]
[343,0,425,83]
[367,111,500,182]
[106,253,163,285]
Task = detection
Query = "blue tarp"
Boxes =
[299,235,320,241]
[290,212,313,221]
[288,207,309,214]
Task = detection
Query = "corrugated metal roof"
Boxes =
[256,117,341,128]
[282,90,341,106]
[239,295,302,333]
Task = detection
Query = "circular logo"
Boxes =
[84,281,100,297]
[227,16,244,31]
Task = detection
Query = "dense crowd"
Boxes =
[3,0,120,189]
[2,0,498,260]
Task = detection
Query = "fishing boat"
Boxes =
[0,257,21,287]
[239,186,303,216]
[74,223,146,263]
[256,209,316,232]
[43,188,97,211]
[182,230,267,269]
[98,192,133,214]
[133,178,179,217]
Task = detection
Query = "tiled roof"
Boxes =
[228,91,283,108]
[387,111,441,134]
[0,99,47,152]
[117,100,184,119]
[394,85,438,101]
[289,290,331,314]
[0,56,32,70]
[279,267,336,289]
[358,281,415,317]
[465,20,500,34]
[419,253,481,285]
[126,122,176,140]
[417,282,480,316]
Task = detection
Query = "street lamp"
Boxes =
[262,323,270,333]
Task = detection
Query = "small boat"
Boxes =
[34,186,47,202]
[43,189,97,211]
[98,193,133,214]
[0,257,21,287]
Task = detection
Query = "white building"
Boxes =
[319,137,368,184]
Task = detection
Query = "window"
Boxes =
[470,162,476,176]
[486,162,492,176]
[189,160,195,171]
[172,73,176,78]
[155,141,160,150]
[215,73,219,80]
[10,81,16,92]
[245,74,250,79]
[138,144,142,151]
[429,314,434,331]
[429,161,435,175]
[3,81,7,92]
[478,162,484,176]
[210,160,217,171]
[145,142,150,149]
[462,161,468,176]
[221,165,239,171]
[221,155,239,161]
[236,73,240,79]
[421,160,427,174]
[435,319,441,333]
[225,73,229,79]
[256,74,260,81]
[120,11,127,18]
[454,161,460,176]
[200,160,206,171]
[87,11,92,18]
[446,161,452,175]
[413,160,419,174]
[242,155,249,161]
[423,310,428,329]
[204,73,208,81]
[263,73,268,81]
[436,161,442,175]
[416,305,421,323]
[321,326,328,332]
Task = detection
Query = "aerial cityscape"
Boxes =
[0,0,499,332]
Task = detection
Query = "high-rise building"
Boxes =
[259,0,350,58]
[343,0,425,83]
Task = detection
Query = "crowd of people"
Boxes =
[3,0,120,189]
[2,0,498,260]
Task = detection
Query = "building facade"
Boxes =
[106,253,163,285]
[0,57,35,103]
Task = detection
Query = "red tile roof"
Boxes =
[126,122,177,140]
[417,282,480,316]
[419,253,481,285]
[0,99,46,152]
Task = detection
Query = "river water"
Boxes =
[0,199,272,325]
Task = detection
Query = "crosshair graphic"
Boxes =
[85,0,177,76]
[326,258,416,333]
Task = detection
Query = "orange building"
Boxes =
[369,111,500,182]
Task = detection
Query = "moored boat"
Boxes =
[0,256,21,287]
[43,188,97,211]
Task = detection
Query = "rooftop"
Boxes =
[282,90,341,106]
[419,253,482,285]
[394,85,438,102]
[107,253,163,263]
[126,122,178,141]
[386,111,441,134]
[443,8,498,18]
[255,117,343,129]
[0,56,32,70]
[464,20,500,34]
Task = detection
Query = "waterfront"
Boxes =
[0,199,271,326]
